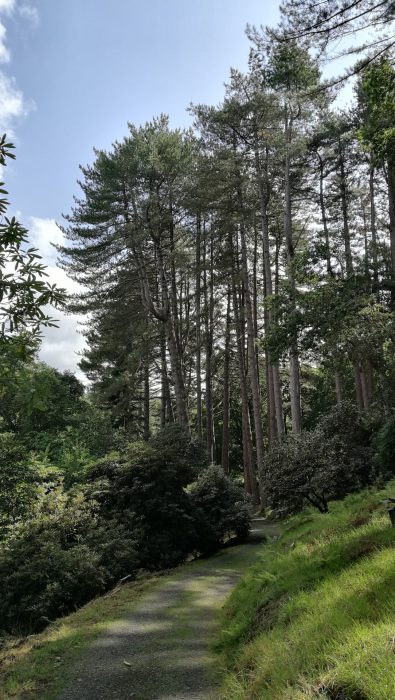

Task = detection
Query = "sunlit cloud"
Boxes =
[0,2,38,133]
[28,217,87,379]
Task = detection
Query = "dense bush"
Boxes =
[0,487,139,633]
[86,439,198,569]
[0,433,39,532]
[0,425,251,633]
[261,402,374,515]
[190,465,250,554]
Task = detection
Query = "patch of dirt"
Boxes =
[247,596,284,640]
[345,537,378,562]
[317,682,368,699]
[349,502,380,529]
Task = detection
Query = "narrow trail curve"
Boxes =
[58,519,277,700]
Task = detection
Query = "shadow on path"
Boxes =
[58,519,275,700]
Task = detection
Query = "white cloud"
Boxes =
[0,1,16,14]
[28,217,87,379]
[29,217,65,263]
[0,72,28,134]
[18,3,38,26]
[0,2,38,132]
[39,309,87,381]
[0,23,10,63]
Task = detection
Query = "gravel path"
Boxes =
[58,519,275,700]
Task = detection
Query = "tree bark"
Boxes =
[284,108,302,434]
[239,218,266,483]
[229,230,260,502]
[338,141,354,277]
[254,141,284,438]
[143,363,150,441]
[335,371,342,404]
[369,162,379,285]
[355,367,364,410]
[221,288,231,475]
[317,151,333,276]
[232,279,260,502]
[387,157,395,304]
[195,214,202,439]
[204,226,214,461]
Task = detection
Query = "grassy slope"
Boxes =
[215,482,395,700]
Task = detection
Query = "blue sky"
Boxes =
[7,1,280,218]
[0,0,280,377]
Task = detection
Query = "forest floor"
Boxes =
[0,518,276,700]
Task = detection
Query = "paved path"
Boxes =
[58,519,275,700]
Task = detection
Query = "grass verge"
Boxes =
[215,481,395,700]
[0,573,162,700]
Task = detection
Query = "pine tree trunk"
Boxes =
[143,363,150,441]
[318,152,333,276]
[160,330,167,428]
[239,220,265,484]
[230,232,260,502]
[169,218,181,353]
[232,281,260,502]
[335,371,342,404]
[355,367,364,409]
[284,109,302,434]
[265,347,277,444]
[195,215,202,439]
[338,142,354,277]
[387,157,395,303]
[204,228,214,462]
[221,288,231,475]
[253,220,260,383]
[369,162,379,285]
[166,320,189,426]
[272,362,285,436]
[254,142,284,438]
[158,255,189,427]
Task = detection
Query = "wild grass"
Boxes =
[216,481,395,699]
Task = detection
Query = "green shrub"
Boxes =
[261,402,374,515]
[0,433,39,533]
[190,465,250,554]
[0,425,251,633]
[0,487,139,633]
[86,438,199,569]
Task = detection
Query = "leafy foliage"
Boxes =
[0,135,65,346]
[261,403,374,514]
[0,486,139,634]
[190,465,250,554]
[0,425,251,633]
[0,433,38,533]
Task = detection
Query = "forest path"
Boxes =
[57,519,277,700]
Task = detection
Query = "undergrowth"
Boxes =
[215,481,395,699]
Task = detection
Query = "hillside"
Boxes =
[216,482,395,700]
